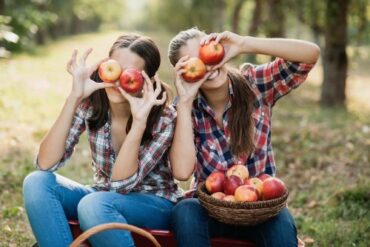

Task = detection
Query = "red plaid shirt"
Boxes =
[190,58,315,190]
[36,101,182,203]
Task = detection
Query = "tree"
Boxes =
[231,0,246,33]
[321,0,349,107]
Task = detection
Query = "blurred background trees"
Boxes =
[0,0,124,55]
[0,0,369,108]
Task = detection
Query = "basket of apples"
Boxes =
[197,165,289,225]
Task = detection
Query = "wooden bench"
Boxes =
[68,219,255,247]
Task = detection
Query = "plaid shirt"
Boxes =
[36,101,182,203]
[190,58,314,190]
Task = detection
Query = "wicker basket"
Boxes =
[197,182,289,226]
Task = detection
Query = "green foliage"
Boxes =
[146,0,226,32]
[0,0,124,53]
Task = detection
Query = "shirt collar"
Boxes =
[195,78,234,114]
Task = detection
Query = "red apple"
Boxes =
[211,192,226,200]
[119,68,144,93]
[223,175,243,195]
[182,57,206,82]
[223,195,236,202]
[234,185,259,202]
[199,40,225,65]
[262,177,287,200]
[226,165,249,181]
[257,173,272,181]
[245,177,263,198]
[205,172,225,194]
[98,59,122,83]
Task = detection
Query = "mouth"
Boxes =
[207,69,220,81]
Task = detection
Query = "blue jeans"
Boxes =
[23,171,174,247]
[77,190,174,247]
[171,198,298,247]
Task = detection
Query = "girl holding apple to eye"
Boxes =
[168,28,320,247]
[23,34,182,247]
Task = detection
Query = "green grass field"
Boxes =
[0,30,369,246]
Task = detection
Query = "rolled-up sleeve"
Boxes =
[110,106,176,192]
[241,58,315,106]
[35,101,89,171]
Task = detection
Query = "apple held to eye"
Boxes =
[119,67,144,94]
[182,57,207,83]
[98,59,122,83]
[199,40,225,65]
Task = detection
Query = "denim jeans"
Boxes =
[23,171,174,247]
[171,198,298,247]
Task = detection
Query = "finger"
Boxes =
[154,74,162,95]
[176,55,190,67]
[175,60,188,71]
[88,57,109,75]
[67,58,73,74]
[176,69,187,77]
[141,71,153,92]
[80,48,93,65]
[197,71,213,84]
[205,33,218,45]
[70,49,78,68]
[200,36,207,46]
[156,91,167,105]
[215,32,229,44]
[142,78,149,100]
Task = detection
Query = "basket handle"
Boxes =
[69,223,161,247]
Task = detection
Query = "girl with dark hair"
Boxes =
[168,28,320,247]
[23,34,181,247]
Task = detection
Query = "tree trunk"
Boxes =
[248,0,262,36]
[265,0,285,37]
[232,0,245,33]
[321,0,349,107]
[0,0,5,14]
[246,0,262,63]
[214,0,226,31]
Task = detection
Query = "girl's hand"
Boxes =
[174,55,211,106]
[118,71,166,126]
[66,48,114,101]
[200,31,246,70]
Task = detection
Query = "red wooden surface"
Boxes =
[68,220,255,247]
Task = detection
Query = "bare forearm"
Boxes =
[170,103,196,181]
[111,122,146,181]
[38,95,82,170]
[241,36,320,64]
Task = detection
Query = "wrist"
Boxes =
[177,100,193,112]
[67,94,83,107]
[241,36,258,54]
[131,119,147,132]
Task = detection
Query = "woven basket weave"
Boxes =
[197,182,288,225]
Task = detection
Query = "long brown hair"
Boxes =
[168,28,255,156]
[88,34,168,144]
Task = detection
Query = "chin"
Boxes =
[200,68,228,90]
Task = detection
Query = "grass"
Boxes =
[0,30,369,246]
